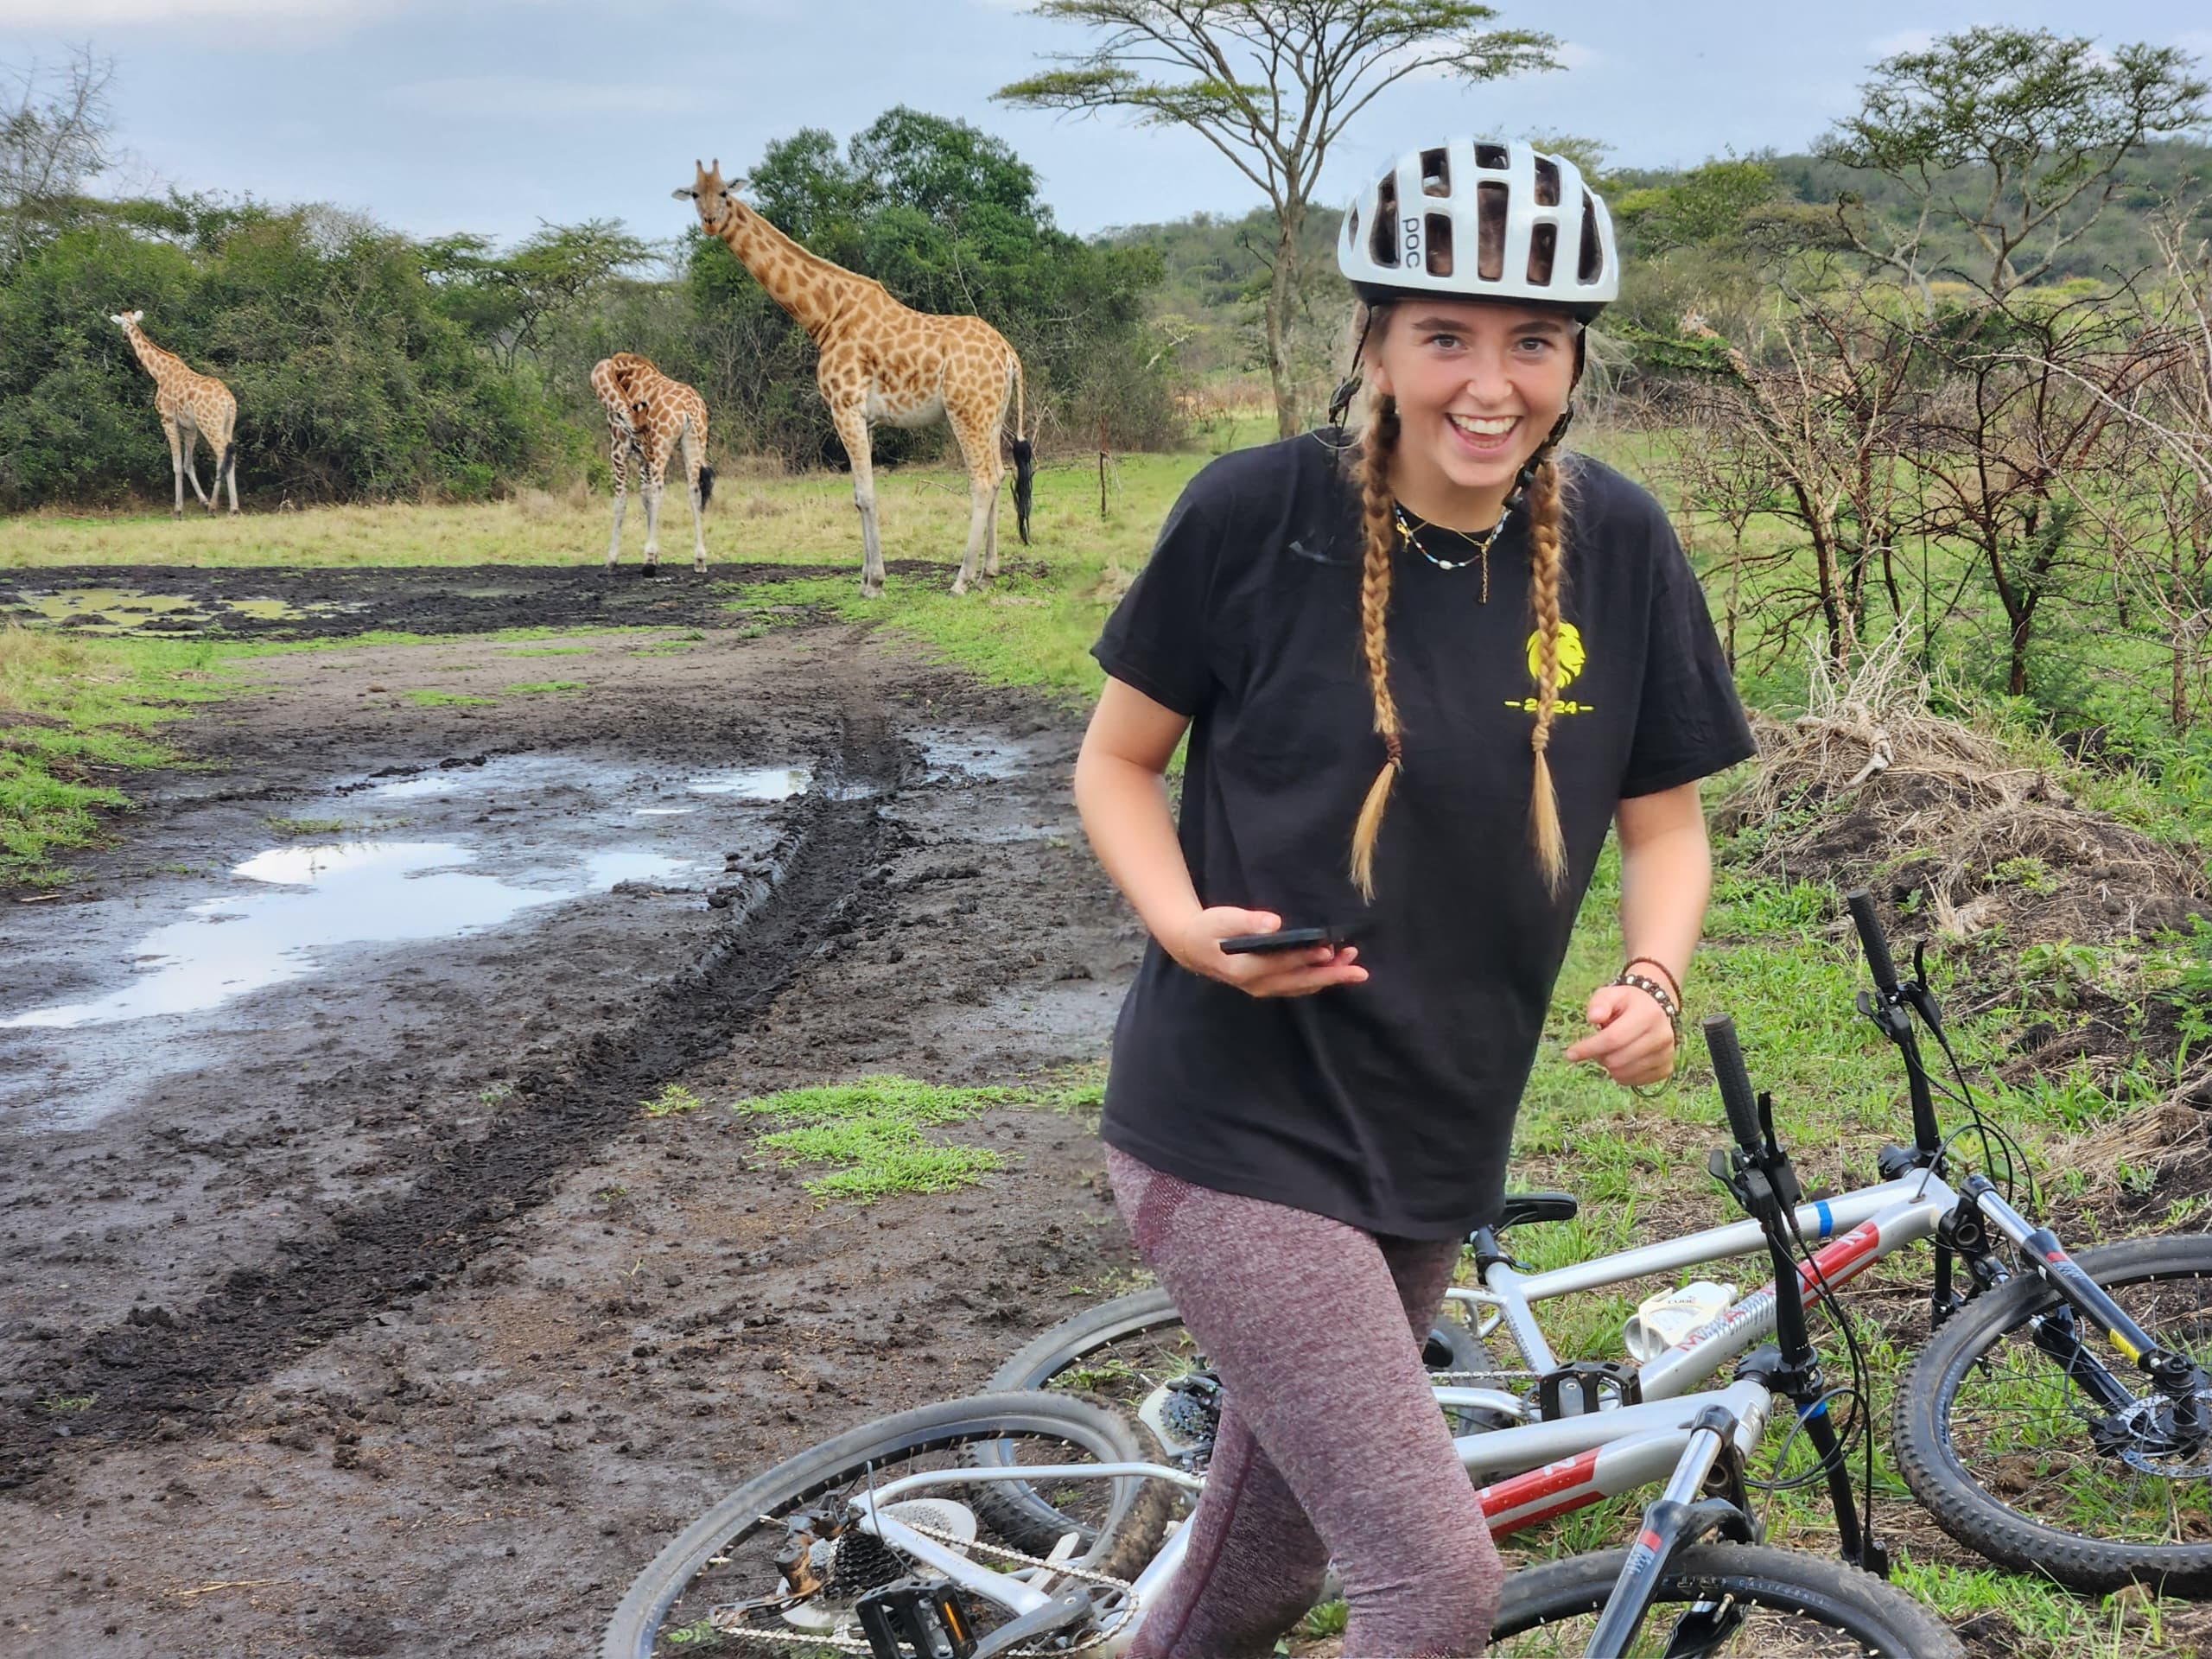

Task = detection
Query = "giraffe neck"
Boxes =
[124,324,184,385]
[713,201,868,344]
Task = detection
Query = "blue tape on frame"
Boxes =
[1815,1199,1834,1240]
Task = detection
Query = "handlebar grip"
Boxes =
[1846,888,1900,993]
[1701,1014,1764,1156]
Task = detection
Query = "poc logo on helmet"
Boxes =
[1403,216,1421,268]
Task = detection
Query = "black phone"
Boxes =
[1217,925,1355,956]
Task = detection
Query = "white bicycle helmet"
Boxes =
[1337,139,1618,318]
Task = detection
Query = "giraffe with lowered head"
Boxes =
[591,353,715,575]
[108,310,239,517]
[676,160,1034,599]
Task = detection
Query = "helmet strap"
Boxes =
[1325,309,1379,431]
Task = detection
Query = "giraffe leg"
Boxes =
[181,428,214,511]
[605,436,629,568]
[162,416,186,519]
[681,422,708,575]
[641,453,665,575]
[219,421,239,514]
[832,406,885,599]
[949,414,1002,596]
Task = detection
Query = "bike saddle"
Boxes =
[1496,1192,1580,1230]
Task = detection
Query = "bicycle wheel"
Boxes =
[601,1392,1172,1659]
[969,1286,1502,1551]
[1894,1231,2212,1594]
[1489,1544,1964,1656]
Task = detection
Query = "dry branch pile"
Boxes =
[1718,626,2210,946]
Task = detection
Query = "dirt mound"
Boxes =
[1718,633,2209,947]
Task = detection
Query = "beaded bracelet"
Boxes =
[1615,970,1681,1042]
[1623,956,1682,1007]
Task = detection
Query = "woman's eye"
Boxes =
[1427,333,1462,350]
[1516,336,1555,353]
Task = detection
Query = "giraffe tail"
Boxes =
[1008,355,1034,546]
[696,465,715,510]
[219,442,238,485]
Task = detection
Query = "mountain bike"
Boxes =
[601,1013,1963,1657]
[990,891,2212,1597]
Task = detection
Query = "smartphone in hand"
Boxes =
[1217,925,1356,956]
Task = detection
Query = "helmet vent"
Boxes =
[1476,181,1508,282]
[1578,194,1605,283]
[1476,143,1509,170]
[1420,149,1451,197]
[1527,223,1557,285]
[1533,156,1560,207]
[1424,213,1454,278]
[1371,175,1399,266]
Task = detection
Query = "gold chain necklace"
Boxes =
[1394,502,1511,603]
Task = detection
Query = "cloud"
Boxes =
[385,74,710,122]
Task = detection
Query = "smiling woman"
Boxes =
[1068,137,1758,1659]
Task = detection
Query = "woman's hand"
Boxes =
[1165,908,1369,999]
[1565,982,1676,1085]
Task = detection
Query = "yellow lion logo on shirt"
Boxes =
[1525,621,1586,689]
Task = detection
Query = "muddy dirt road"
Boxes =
[1,613,1144,1656]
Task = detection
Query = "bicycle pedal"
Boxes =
[855,1577,977,1659]
[1538,1360,1642,1418]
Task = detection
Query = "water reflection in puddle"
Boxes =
[690,766,812,800]
[1,840,689,1031]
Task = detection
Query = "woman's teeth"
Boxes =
[1446,414,1518,449]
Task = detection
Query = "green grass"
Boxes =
[642,1083,702,1118]
[734,1073,1103,1203]
[502,679,588,695]
[400,689,498,708]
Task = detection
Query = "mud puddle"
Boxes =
[0,749,831,1131]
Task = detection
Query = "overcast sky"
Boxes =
[3,0,2207,252]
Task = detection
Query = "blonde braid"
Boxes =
[1349,395,1403,900]
[1526,454,1569,892]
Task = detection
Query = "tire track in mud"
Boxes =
[0,692,905,1491]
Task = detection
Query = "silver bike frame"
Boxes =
[828,1169,1970,1652]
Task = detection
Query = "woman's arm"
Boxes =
[1563,780,1713,1084]
[1075,677,1367,998]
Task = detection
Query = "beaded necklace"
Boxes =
[1393,501,1511,602]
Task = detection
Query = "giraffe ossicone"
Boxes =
[110,309,240,518]
[677,157,1035,599]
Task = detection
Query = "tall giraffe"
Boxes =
[107,310,239,518]
[675,160,1035,599]
[590,353,715,575]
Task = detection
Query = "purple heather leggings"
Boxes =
[1107,1147,1502,1659]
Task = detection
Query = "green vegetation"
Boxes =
[642,1083,702,1118]
[736,1073,1102,1203]
[398,689,496,708]
[502,680,587,696]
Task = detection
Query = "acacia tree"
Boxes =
[996,0,1557,438]
[1817,26,2207,304]
[1,47,114,272]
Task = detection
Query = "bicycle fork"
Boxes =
[1584,1404,1758,1659]
[1960,1176,2210,1449]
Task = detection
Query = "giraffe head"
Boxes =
[108,309,144,331]
[673,159,748,237]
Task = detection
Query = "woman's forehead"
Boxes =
[1390,298,1574,333]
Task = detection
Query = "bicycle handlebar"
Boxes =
[1845,888,1899,994]
[1700,1014,1764,1157]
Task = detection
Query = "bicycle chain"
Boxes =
[704,1518,1141,1655]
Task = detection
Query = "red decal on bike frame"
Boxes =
[1478,1448,1603,1532]
[1797,1221,1881,1304]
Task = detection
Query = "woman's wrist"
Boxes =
[1621,955,1682,1006]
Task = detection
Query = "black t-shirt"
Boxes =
[1090,433,1757,1240]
